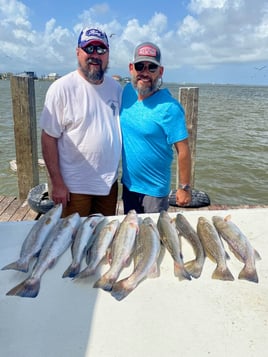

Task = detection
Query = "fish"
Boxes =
[76,219,120,279]
[157,210,191,281]
[93,210,139,291]
[1,204,63,273]
[111,217,161,301]
[85,217,112,265]
[212,215,261,283]
[175,213,205,278]
[62,213,105,278]
[197,216,234,281]
[6,212,81,298]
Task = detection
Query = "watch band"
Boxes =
[178,184,191,192]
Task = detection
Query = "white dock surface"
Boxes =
[0,208,267,357]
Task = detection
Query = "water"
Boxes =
[0,80,267,205]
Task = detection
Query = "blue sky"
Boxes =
[1,0,268,85]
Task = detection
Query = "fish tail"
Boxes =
[174,262,192,281]
[111,279,134,301]
[6,277,41,298]
[184,259,203,279]
[212,266,234,281]
[238,266,259,283]
[62,263,81,278]
[93,274,115,291]
[1,260,29,273]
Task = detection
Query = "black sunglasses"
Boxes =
[134,62,159,73]
[82,45,108,55]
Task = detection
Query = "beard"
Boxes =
[132,75,159,97]
[78,57,108,82]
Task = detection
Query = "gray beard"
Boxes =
[79,66,104,82]
[132,78,159,97]
[86,69,104,82]
[78,59,107,83]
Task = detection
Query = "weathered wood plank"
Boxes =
[0,196,16,217]
[11,199,38,221]
[178,87,199,187]
[0,197,22,222]
[0,196,39,222]
[10,76,39,200]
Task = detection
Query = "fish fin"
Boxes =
[123,254,133,268]
[227,245,244,263]
[225,250,231,260]
[254,249,261,261]
[75,266,95,279]
[86,249,91,265]
[238,266,259,283]
[106,249,113,265]
[1,260,29,273]
[62,263,81,278]
[93,274,114,291]
[184,259,203,279]
[174,262,192,281]
[111,278,134,301]
[224,214,232,222]
[147,262,160,279]
[212,266,234,281]
[6,277,41,298]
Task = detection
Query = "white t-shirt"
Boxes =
[40,70,122,195]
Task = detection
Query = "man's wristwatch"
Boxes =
[178,184,191,192]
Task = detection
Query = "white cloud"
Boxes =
[188,0,244,14]
[0,0,268,84]
[178,15,204,39]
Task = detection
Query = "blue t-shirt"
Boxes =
[120,83,188,197]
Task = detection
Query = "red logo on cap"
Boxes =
[138,46,157,57]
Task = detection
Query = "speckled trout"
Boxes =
[94,210,139,291]
[62,213,105,278]
[6,212,81,298]
[157,210,191,281]
[175,213,205,278]
[1,204,63,273]
[111,217,161,301]
[76,219,120,279]
[212,215,261,283]
[197,216,234,281]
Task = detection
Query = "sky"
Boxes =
[1,0,268,85]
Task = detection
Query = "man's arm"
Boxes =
[41,130,70,207]
[174,139,192,206]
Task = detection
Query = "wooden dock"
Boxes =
[0,196,39,222]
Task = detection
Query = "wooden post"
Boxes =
[178,87,199,187]
[10,76,39,199]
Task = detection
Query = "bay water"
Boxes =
[0,79,267,205]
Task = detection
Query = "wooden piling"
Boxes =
[10,76,39,200]
[178,87,199,187]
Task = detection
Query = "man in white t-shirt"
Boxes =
[40,27,122,217]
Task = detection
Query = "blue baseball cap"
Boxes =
[78,27,109,49]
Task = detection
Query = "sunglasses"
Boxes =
[134,62,159,73]
[82,45,108,55]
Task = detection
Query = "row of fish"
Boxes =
[1,205,261,300]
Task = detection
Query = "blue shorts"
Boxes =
[122,185,169,214]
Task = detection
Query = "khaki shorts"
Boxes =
[62,181,118,218]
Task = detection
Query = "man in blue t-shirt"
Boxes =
[120,41,192,214]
